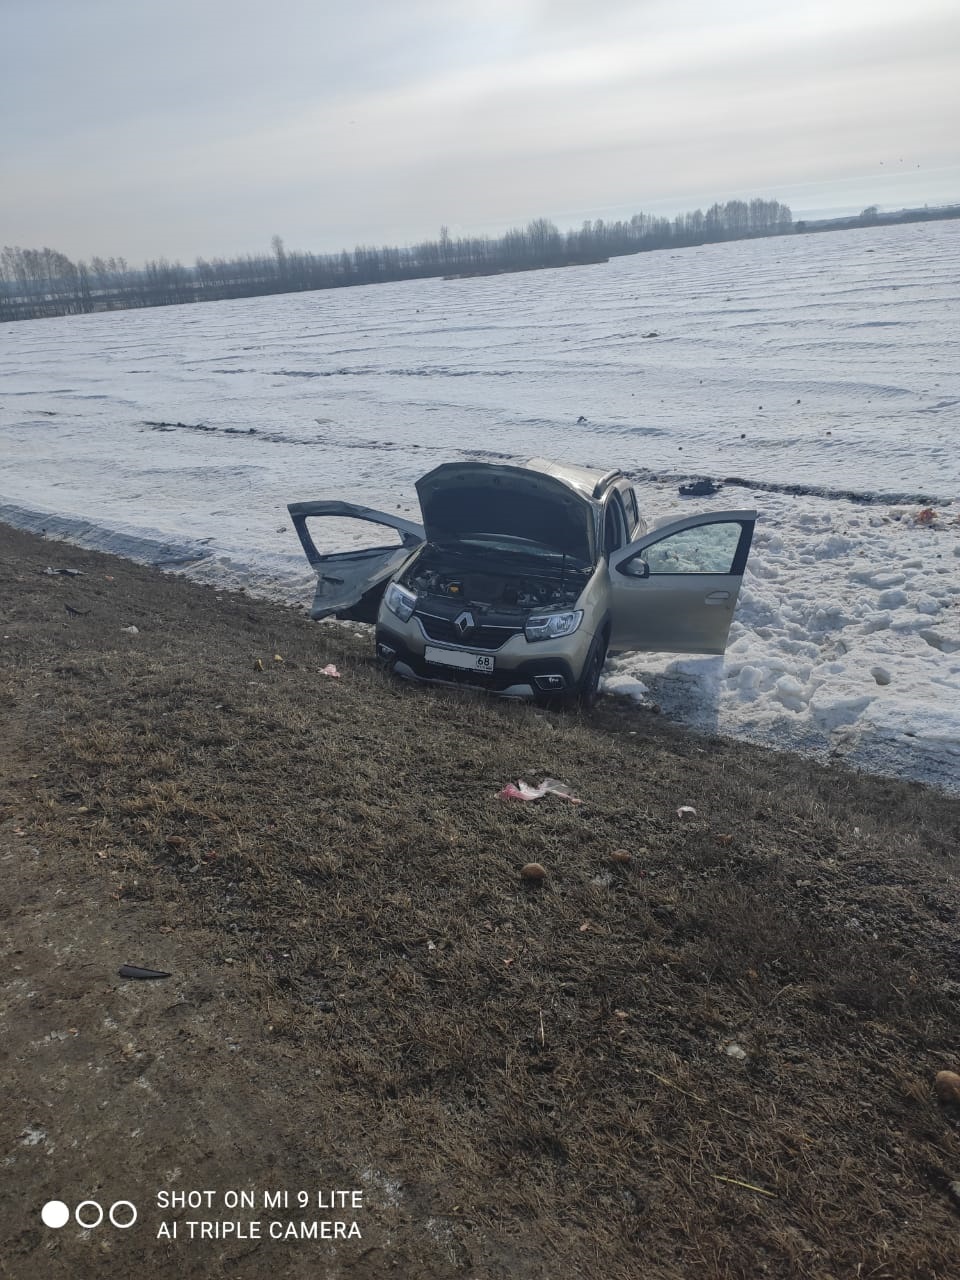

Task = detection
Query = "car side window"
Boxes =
[637,522,743,574]
[603,497,627,556]
[624,488,640,533]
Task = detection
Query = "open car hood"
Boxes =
[415,462,596,563]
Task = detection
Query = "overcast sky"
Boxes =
[2,0,958,265]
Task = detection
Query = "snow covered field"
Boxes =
[2,220,959,790]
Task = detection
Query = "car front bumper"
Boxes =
[375,623,582,698]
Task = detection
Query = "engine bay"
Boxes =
[402,546,590,614]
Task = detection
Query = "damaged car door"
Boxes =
[288,500,425,622]
[607,510,756,655]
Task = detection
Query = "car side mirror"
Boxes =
[619,557,649,579]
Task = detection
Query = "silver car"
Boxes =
[289,457,756,705]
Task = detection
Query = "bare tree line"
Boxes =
[1,198,794,322]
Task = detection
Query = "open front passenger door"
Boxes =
[607,510,756,655]
[288,500,425,622]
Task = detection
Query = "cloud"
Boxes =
[2,0,958,260]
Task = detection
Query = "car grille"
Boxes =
[416,611,523,651]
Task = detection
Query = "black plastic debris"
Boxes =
[679,478,722,497]
[43,566,83,576]
[118,965,171,980]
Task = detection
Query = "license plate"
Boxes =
[424,645,495,673]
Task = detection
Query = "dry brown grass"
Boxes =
[3,522,960,1278]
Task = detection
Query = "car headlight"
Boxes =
[524,610,583,642]
[384,582,417,622]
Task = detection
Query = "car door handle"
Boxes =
[705,591,731,604]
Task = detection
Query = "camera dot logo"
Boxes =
[76,1202,104,1229]
[41,1201,70,1229]
[40,1200,138,1230]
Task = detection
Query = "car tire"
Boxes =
[576,632,608,710]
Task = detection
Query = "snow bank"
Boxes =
[607,490,960,790]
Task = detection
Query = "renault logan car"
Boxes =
[289,458,756,705]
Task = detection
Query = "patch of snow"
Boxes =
[601,672,650,702]
[876,588,909,609]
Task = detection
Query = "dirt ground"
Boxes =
[1,521,959,1279]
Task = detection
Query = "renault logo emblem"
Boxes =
[454,610,475,635]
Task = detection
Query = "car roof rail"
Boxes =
[592,469,625,499]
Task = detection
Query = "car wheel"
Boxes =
[577,632,608,710]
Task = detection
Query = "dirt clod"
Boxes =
[934,1070,960,1103]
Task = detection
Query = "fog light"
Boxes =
[534,674,567,690]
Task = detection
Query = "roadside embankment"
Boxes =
[2,522,958,1280]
